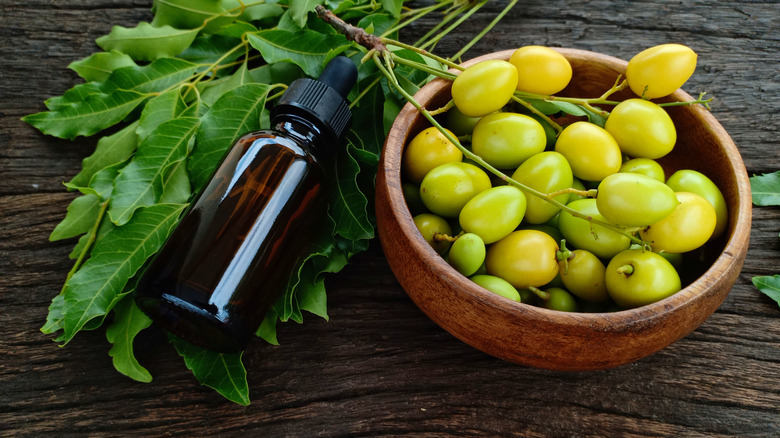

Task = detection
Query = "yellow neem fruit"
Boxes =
[626,43,697,99]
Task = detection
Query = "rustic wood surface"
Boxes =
[1,0,779,436]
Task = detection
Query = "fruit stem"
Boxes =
[528,286,550,301]
[546,187,595,199]
[616,264,635,276]
[511,96,563,132]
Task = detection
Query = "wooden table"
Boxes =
[2,1,779,436]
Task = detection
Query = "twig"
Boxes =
[315,5,388,53]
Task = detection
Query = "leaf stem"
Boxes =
[418,0,489,52]
[450,0,519,61]
[62,200,109,294]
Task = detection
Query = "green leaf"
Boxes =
[152,0,234,31]
[348,82,385,158]
[357,13,397,37]
[68,51,137,83]
[381,0,403,17]
[96,22,200,62]
[255,308,280,345]
[236,2,285,22]
[178,34,244,65]
[189,83,276,191]
[41,294,67,336]
[50,193,102,241]
[247,62,304,86]
[526,98,563,115]
[68,215,115,260]
[289,0,323,28]
[109,117,200,225]
[548,101,607,126]
[107,58,199,95]
[105,295,153,383]
[750,171,780,206]
[753,275,780,308]
[276,233,342,323]
[159,160,192,204]
[70,121,140,188]
[136,89,189,141]
[247,29,351,77]
[169,335,250,406]
[200,62,252,106]
[22,89,148,140]
[90,161,128,201]
[328,145,374,242]
[55,203,186,344]
[45,83,104,111]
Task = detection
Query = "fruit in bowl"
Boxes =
[375,47,752,371]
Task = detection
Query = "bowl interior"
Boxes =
[376,48,751,370]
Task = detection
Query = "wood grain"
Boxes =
[1,0,779,436]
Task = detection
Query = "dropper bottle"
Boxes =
[134,56,358,353]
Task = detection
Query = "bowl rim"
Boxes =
[380,48,752,330]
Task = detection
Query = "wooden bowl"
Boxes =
[375,49,752,371]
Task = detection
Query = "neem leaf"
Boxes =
[247,29,351,77]
[68,51,137,83]
[169,334,250,406]
[289,0,323,28]
[45,82,104,111]
[49,193,102,241]
[107,58,199,95]
[750,171,780,206]
[753,275,780,308]
[256,308,280,345]
[22,89,148,140]
[381,0,403,17]
[348,81,385,158]
[189,83,276,191]
[200,62,252,106]
[70,121,140,188]
[548,101,607,126]
[56,203,186,344]
[136,90,189,141]
[68,215,115,260]
[96,22,200,62]
[178,34,244,65]
[328,145,374,242]
[158,160,192,204]
[151,0,233,31]
[110,117,199,225]
[105,295,153,383]
[275,233,342,323]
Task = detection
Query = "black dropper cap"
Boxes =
[271,56,358,143]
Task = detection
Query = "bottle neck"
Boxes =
[272,114,331,159]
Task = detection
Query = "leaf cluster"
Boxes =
[25,0,454,405]
[750,171,780,308]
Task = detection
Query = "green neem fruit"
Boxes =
[605,249,681,308]
[413,213,452,255]
[596,172,679,227]
[619,157,666,182]
[511,151,573,224]
[558,198,631,259]
[471,274,522,302]
[471,112,546,169]
[448,233,486,277]
[420,162,491,218]
[459,185,527,244]
[542,287,579,312]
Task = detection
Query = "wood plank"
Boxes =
[1,0,778,436]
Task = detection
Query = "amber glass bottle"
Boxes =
[134,57,357,352]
